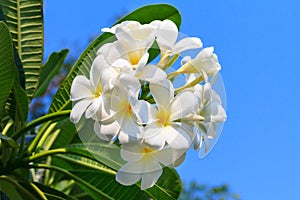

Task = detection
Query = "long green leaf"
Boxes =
[0,179,24,200]
[70,170,150,200]
[34,49,69,97]
[0,133,17,148]
[0,0,44,99]
[0,21,28,126]
[0,22,15,111]
[33,182,77,200]
[49,4,181,113]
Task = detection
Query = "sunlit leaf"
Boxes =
[0,0,44,99]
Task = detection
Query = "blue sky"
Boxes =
[44,1,300,199]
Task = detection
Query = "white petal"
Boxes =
[101,67,118,91]
[118,74,141,93]
[136,64,167,83]
[165,124,192,150]
[144,123,165,149]
[154,147,185,167]
[193,126,201,150]
[118,130,140,144]
[141,166,162,190]
[70,76,94,101]
[121,143,144,162]
[181,56,191,66]
[150,80,174,108]
[173,37,202,54]
[133,100,156,124]
[120,113,143,138]
[111,58,132,74]
[94,120,119,141]
[170,91,196,121]
[97,41,122,65]
[90,55,107,88]
[135,53,150,74]
[118,160,144,174]
[85,97,102,119]
[115,25,135,42]
[70,99,93,123]
[156,20,178,51]
[116,165,142,186]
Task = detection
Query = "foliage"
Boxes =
[0,2,183,199]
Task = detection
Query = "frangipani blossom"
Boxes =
[102,21,156,67]
[193,80,226,157]
[116,142,185,190]
[70,54,115,123]
[101,25,167,83]
[143,80,196,150]
[99,74,153,143]
[177,47,221,75]
[153,19,202,66]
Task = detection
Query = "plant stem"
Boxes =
[35,122,57,153]
[164,54,179,71]
[2,120,14,135]
[21,110,71,155]
[11,110,71,140]
[29,164,114,200]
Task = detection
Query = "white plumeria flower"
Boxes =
[70,54,115,123]
[177,47,221,76]
[116,142,185,190]
[98,37,166,84]
[98,74,153,143]
[153,19,202,64]
[192,79,226,157]
[143,80,196,150]
[102,21,156,67]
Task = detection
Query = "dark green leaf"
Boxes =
[35,49,69,97]
[71,170,150,200]
[33,182,77,200]
[0,133,17,148]
[0,22,15,111]
[0,179,23,200]
[0,0,44,99]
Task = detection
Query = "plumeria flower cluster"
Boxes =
[70,19,226,189]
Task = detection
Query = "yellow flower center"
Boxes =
[94,85,102,98]
[156,108,170,127]
[128,50,142,66]
[142,147,154,154]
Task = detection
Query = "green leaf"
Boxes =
[70,170,150,200]
[0,179,24,200]
[45,119,78,150]
[0,22,15,111]
[6,81,28,125]
[0,0,44,99]
[33,182,77,200]
[119,4,181,28]
[0,21,28,125]
[0,176,38,200]
[34,49,69,97]
[0,133,17,148]
[49,4,181,114]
